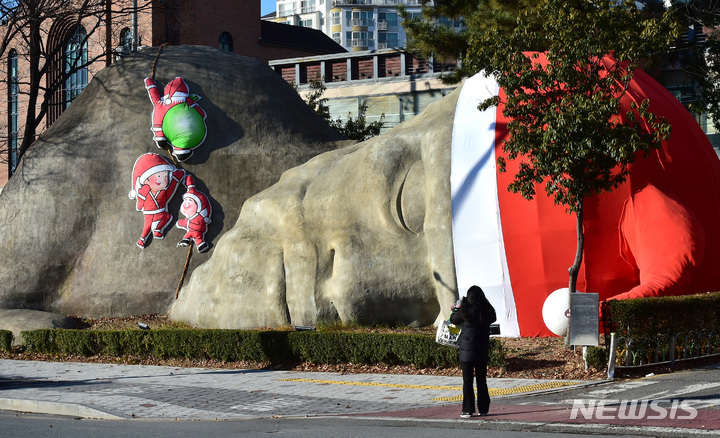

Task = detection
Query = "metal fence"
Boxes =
[607,330,720,377]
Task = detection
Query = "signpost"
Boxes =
[569,292,599,346]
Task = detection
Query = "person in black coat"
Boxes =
[449,285,497,418]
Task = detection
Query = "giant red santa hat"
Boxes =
[451,55,720,337]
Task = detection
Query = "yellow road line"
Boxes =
[277,377,582,400]
[434,381,583,401]
[278,377,462,391]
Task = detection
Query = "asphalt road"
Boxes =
[0,412,650,438]
[483,361,720,437]
[1,359,719,437]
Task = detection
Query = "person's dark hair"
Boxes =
[460,285,494,324]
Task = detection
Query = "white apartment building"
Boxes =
[268,0,461,52]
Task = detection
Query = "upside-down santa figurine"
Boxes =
[176,175,212,253]
[145,76,207,162]
[128,153,186,249]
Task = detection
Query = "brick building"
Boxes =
[0,0,344,188]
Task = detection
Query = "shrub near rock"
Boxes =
[19,328,504,370]
[0,330,12,352]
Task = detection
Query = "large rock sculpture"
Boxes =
[170,87,460,329]
[0,45,347,317]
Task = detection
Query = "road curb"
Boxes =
[0,398,125,420]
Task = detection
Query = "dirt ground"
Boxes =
[2,315,607,380]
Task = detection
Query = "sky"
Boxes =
[261,0,276,15]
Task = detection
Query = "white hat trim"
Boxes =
[138,164,175,190]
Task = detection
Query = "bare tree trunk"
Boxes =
[7,0,154,165]
[565,198,584,347]
[18,21,42,158]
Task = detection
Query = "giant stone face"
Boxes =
[169,90,461,329]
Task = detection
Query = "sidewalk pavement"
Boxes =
[4,358,720,436]
[0,359,597,421]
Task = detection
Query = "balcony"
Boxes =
[350,18,370,26]
[333,0,422,5]
[377,20,387,30]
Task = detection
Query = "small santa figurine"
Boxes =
[128,153,186,249]
[176,175,212,253]
[145,76,207,162]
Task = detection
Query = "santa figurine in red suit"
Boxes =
[128,153,186,249]
[176,175,212,253]
[144,76,207,162]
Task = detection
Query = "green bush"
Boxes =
[585,346,607,370]
[19,328,505,370]
[603,291,720,341]
[603,291,720,365]
[0,330,13,352]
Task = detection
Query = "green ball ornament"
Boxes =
[162,103,207,151]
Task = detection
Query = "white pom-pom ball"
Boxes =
[542,288,570,336]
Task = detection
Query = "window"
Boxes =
[120,27,132,53]
[352,31,368,47]
[65,26,88,109]
[351,11,373,26]
[278,3,291,17]
[218,32,233,52]
[332,32,341,44]
[331,11,341,26]
[300,19,313,27]
[379,12,397,27]
[378,32,398,48]
[439,16,463,28]
[387,33,398,46]
[300,0,315,13]
[8,49,19,176]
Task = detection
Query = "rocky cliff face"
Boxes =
[0,45,346,317]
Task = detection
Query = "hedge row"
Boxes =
[0,330,12,352]
[20,329,506,369]
[603,291,720,341]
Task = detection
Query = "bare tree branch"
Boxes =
[0,0,153,167]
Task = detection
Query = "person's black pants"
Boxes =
[460,360,490,414]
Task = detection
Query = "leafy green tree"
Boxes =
[467,0,677,303]
[334,100,385,141]
[303,79,332,122]
[666,0,720,132]
[300,79,385,141]
[701,29,720,131]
